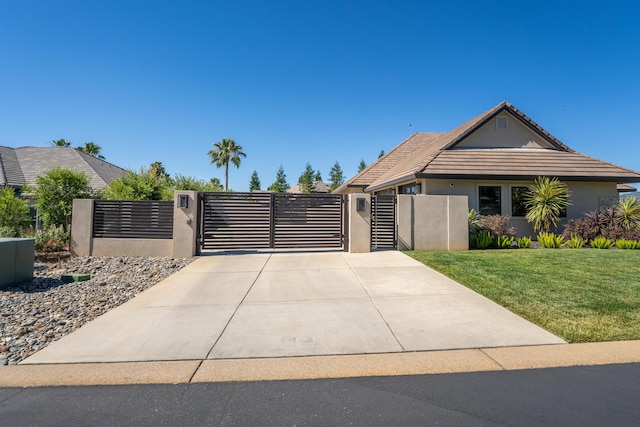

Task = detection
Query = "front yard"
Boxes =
[405,250,640,343]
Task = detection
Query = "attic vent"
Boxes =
[496,116,508,130]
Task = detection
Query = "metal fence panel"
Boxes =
[371,195,396,249]
[93,200,174,239]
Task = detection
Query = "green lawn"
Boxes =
[405,249,640,343]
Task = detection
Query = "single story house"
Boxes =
[335,101,640,236]
[0,146,127,194]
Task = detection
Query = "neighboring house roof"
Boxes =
[0,146,127,190]
[617,184,637,193]
[337,101,640,193]
[287,181,331,193]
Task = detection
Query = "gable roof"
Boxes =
[0,146,127,189]
[339,101,640,193]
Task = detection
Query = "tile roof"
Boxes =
[335,132,442,192]
[0,146,127,189]
[0,146,25,187]
[339,101,640,193]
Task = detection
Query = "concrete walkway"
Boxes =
[22,250,564,365]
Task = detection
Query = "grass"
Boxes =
[405,249,640,343]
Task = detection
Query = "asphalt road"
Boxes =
[1,363,639,426]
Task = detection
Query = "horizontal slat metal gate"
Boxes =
[371,195,396,249]
[93,200,174,239]
[200,192,344,250]
[200,192,271,249]
[273,194,343,248]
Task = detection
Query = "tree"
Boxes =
[524,177,572,233]
[103,168,172,200]
[298,163,315,193]
[249,171,261,191]
[173,174,222,192]
[329,161,345,192]
[358,159,367,172]
[268,165,290,193]
[209,178,223,191]
[0,187,31,237]
[51,139,71,147]
[378,150,385,159]
[207,138,246,191]
[150,161,170,179]
[314,170,322,182]
[77,142,105,160]
[34,167,95,229]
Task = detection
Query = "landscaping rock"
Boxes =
[0,256,194,365]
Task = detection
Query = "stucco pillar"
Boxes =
[447,195,470,251]
[397,195,414,251]
[173,191,199,258]
[70,199,95,256]
[348,193,371,253]
[397,195,469,251]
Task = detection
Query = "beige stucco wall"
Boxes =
[397,195,468,251]
[423,179,619,236]
[91,238,173,257]
[173,191,199,258]
[70,199,94,257]
[456,111,555,149]
[71,192,200,258]
[347,194,371,253]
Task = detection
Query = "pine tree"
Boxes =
[329,161,345,192]
[249,170,261,191]
[358,159,367,172]
[298,163,315,193]
[268,165,290,193]
[314,170,322,182]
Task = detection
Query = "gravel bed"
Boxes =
[0,255,195,365]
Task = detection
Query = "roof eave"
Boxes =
[416,172,640,183]
[366,174,419,193]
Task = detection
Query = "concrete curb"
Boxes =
[2,341,639,388]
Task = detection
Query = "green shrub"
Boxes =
[0,187,31,237]
[589,236,614,249]
[34,167,96,229]
[481,214,516,239]
[493,235,514,249]
[566,233,586,249]
[35,225,69,252]
[516,236,532,248]
[468,209,484,234]
[537,232,565,248]
[615,239,640,250]
[470,230,492,249]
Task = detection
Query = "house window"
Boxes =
[479,186,501,215]
[511,187,528,217]
[496,116,508,131]
[398,182,420,194]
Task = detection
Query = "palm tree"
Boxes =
[207,138,246,191]
[77,142,105,160]
[51,139,71,147]
[524,177,572,232]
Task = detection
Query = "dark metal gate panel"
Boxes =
[371,195,396,249]
[273,194,343,248]
[201,192,271,249]
[93,200,174,239]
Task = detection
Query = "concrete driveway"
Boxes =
[22,250,564,364]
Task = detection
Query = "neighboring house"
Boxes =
[287,181,331,193]
[335,101,640,236]
[0,146,127,193]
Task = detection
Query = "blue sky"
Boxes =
[2,1,639,191]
